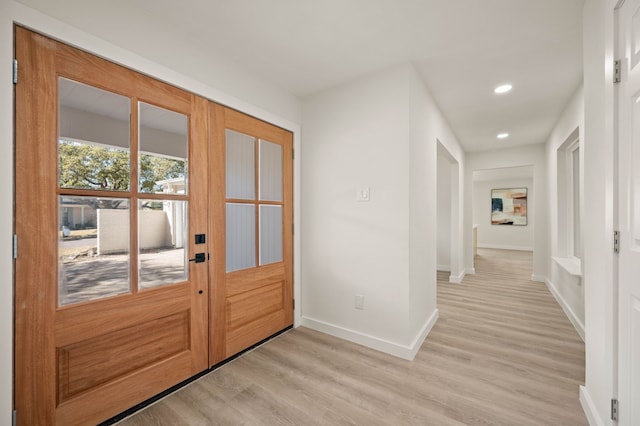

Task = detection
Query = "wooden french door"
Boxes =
[14,27,209,425]
[209,105,293,363]
[15,27,294,425]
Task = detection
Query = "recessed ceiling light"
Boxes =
[494,84,513,94]
[497,133,509,139]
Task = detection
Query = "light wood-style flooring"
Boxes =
[118,249,586,425]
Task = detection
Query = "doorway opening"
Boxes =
[436,141,462,283]
[471,166,535,273]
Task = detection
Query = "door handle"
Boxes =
[189,253,206,263]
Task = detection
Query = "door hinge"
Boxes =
[614,59,622,84]
[292,299,295,310]
[292,148,295,160]
[611,398,619,421]
[12,410,16,426]
[614,230,620,254]
[12,59,18,84]
[12,234,17,259]
[292,223,294,235]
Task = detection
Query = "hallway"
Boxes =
[435,248,586,424]
[116,249,586,425]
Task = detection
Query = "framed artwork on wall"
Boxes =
[491,187,527,226]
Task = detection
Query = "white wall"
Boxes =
[0,1,13,422]
[545,87,585,341]
[473,177,534,251]
[464,144,548,281]
[96,210,173,254]
[15,1,301,125]
[579,0,617,424]
[301,64,464,359]
[2,2,304,422]
[437,153,452,270]
[301,65,413,353]
[409,68,434,340]
[409,68,464,340]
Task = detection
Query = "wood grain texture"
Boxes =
[55,283,190,347]
[210,104,294,361]
[208,103,228,365]
[118,249,587,425]
[58,311,189,402]
[14,25,59,426]
[226,281,284,330]
[189,94,211,372]
[15,27,210,425]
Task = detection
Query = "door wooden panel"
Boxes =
[57,310,189,402]
[15,27,209,425]
[227,280,284,330]
[210,105,293,364]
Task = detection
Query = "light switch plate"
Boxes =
[356,187,370,202]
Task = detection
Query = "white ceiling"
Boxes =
[59,78,188,135]
[18,0,584,152]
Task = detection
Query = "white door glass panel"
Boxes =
[58,196,130,306]
[139,102,188,194]
[259,205,283,265]
[226,203,256,272]
[58,78,131,191]
[259,139,283,202]
[139,200,188,289]
[226,129,255,200]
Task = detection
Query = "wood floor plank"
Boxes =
[118,248,586,425]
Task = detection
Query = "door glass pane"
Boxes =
[139,102,188,194]
[226,203,256,272]
[259,139,283,201]
[58,78,131,191]
[226,129,255,200]
[139,200,188,289]
[59,196,130,306]
[259,205,283,265]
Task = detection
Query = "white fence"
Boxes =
[97,209,182,254]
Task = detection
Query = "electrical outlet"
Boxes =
[355,294,365,310]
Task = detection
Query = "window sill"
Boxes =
[553,257,582,278]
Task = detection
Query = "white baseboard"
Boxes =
[449,270,465,284]
[531,274,546,283]
[477,243,533,251]
[437,265,451,272]
[465,267,476,275]
[407,309,439,359]
[545,278,585,341]
[301,309,439,361]
[580,386,604,426]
